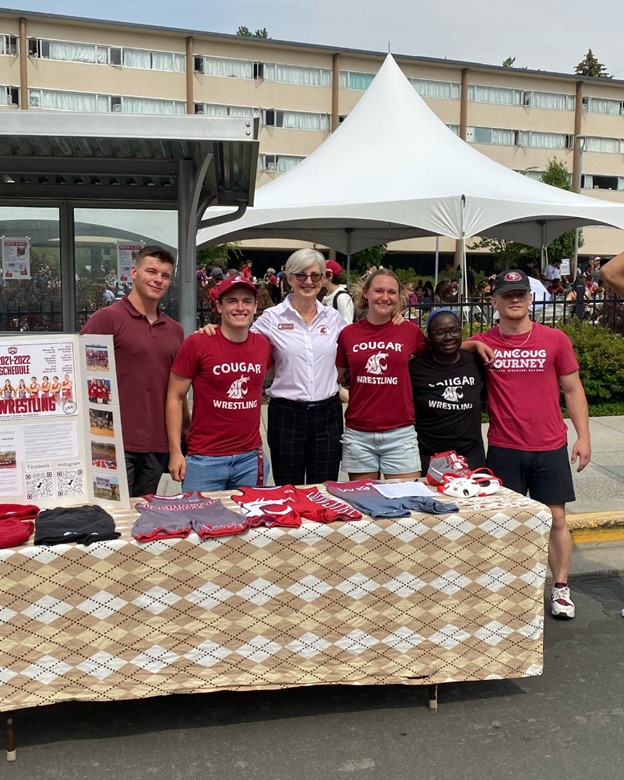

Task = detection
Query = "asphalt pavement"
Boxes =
[6,416,624,777]
[5,576,623,780]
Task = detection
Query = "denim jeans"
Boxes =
[182,449,268,492]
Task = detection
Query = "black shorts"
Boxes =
[486,444,575,506]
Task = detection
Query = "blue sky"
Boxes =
[5,0,624,78]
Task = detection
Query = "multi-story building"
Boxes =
[2,6,624,272]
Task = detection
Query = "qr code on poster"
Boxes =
[25,471,54,501]
[56,468,84,497]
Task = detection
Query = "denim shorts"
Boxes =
[341,425,421,475]
[182,449,268,492]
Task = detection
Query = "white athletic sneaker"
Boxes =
[551,585,575,619]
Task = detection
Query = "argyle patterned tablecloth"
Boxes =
[0,487,551,712]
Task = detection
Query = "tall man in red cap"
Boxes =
[166,276,272,492]
[468,269,591,619]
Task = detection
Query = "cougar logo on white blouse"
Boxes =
[365,352,389,374]
[227,376,249,399]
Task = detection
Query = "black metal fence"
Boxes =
[2,295,623,335]
[404,295,624,335]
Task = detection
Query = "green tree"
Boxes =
[502,56,516,68]
[351,244,387,274]
[469,157,582,268]
[541,157,583,261]
[196,243,242,268]
[466,236,530,271]
[236,26,269,39]
[574,49,611,78]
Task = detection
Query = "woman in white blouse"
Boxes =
[200,248,346,485]
[252,248,347,485]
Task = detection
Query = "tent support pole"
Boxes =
[460,195,467,300]
[345,228,353,287]
[434,236,439,286]
[461,237,468,300]
[59,200,76,333]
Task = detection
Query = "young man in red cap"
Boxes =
[468,269,591,619]
[166,276,272,492]
[321,259,354,324]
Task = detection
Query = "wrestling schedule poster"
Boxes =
[0,334,130,509]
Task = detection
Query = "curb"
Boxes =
[568,511,624,543]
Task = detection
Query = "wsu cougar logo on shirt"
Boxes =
[365,352,389,374]
[227,376,249,399]
[442,386,464,402]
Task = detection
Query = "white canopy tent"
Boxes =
[196,55,624,284]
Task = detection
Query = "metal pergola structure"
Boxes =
[0,111,258,334]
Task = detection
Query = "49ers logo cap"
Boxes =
[491,269,531,295]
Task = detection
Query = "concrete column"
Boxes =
[177,159,196,336]
[19,17,27,110]
[331,53,340,132]
[186,36,194,114]
[572,80,584,193]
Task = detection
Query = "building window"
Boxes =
[515,169,544,181]
[410,78,460,100]
[0,34,18,56]
[260,154,305,173]
[263,63,331,87]
[195,103,258,118]
[471,126,515,145]
[122,48,185,72]
[583,96,622,115]
[27,37,185,71]
[196,55,254,79]
[586,174,619,190]
[263,109,329,131]
[583,136,621,154]
[28,38,109,64]
[121,96,185,115]
[29,88,109,112]
[338,71,375,90]
[468,85,522,105]
[0,85,18,106]
[523,91,575,111]
[447,124,460,135]
[517,131,568,149]
[28,88,184,115]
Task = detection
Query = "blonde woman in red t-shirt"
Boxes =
[336,269,428,481]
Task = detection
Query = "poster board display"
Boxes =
[1,237,31,280]
[0,334,129,509]
[116,242,143,287]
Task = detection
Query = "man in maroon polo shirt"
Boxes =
[81,246,185,496]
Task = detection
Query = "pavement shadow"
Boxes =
[10,678,526,748]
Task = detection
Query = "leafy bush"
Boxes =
[558,320,624,406]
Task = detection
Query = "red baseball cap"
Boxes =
[217,275,258,300]
[325,260,343,276]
